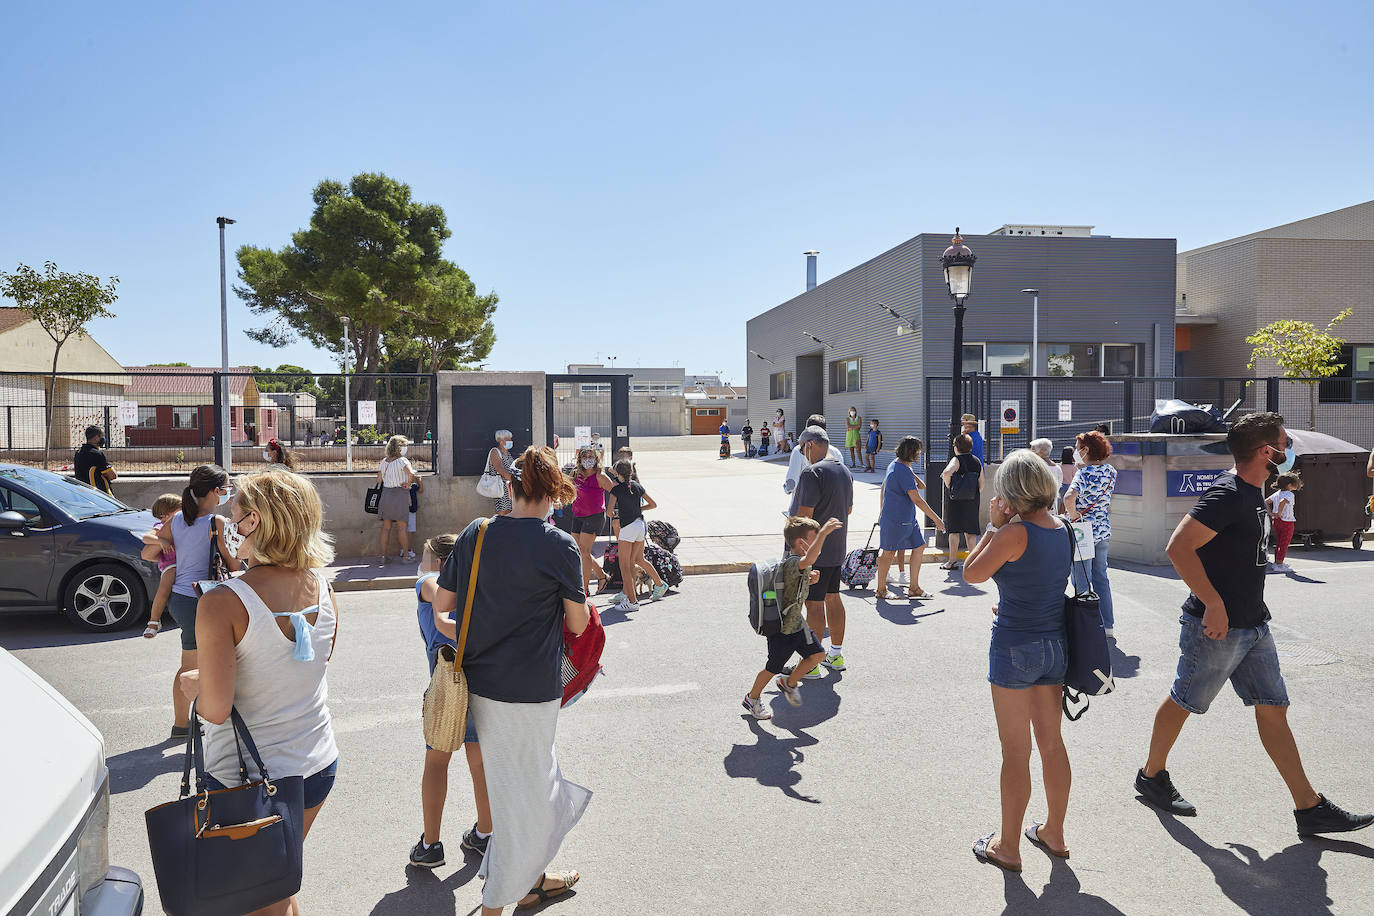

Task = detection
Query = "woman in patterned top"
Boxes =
[1064,430,1118,636]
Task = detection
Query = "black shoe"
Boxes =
[1136,768,1197,816]
[461,824,490,856]
[409,836,445,868]
[1295,795,1374,836]
[169,723,203,741]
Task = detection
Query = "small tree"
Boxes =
[1246,309,1352,428]
[0,261,119,469]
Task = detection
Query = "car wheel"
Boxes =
[62,563,146,632]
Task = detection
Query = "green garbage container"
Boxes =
[1283,430,1373,550]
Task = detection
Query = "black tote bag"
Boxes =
[145,701,305,916]
[1061,521,1114,721]
[364,484,383,515]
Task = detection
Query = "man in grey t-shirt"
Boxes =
[793,426,854,674]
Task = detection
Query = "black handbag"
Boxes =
[364,485,382,515]
[145,701,305,916]
[1060,521,1115,721]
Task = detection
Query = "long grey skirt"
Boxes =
[470,693,592,908]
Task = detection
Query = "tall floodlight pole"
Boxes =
[342,316,353,471]
[1023,288,1040,438]
[216,217,236,473]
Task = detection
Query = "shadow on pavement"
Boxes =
[999,856,1128,915]
[722,672,842,805]
[0,611,149,651]
[108,739,184,795]
[1108,641,1141,678]
[369,854,482,916]
[1151,808,1374,915]
[874,597,947,627]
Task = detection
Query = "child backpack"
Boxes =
[840,524,881,588]
[645,543,684,587]
[720,440,731,458]
[747,558,787,636]
[647,519,680,552]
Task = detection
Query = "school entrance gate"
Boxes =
[545,374,631,468]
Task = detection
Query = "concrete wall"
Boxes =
[437,370,547,473]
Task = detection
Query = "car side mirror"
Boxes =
[0,510,26,532]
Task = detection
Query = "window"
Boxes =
[0,486,45,526]
[1103,344,1140,377]
[1321,345,1374,403]
[1046,344,1097,377]
[696,408,720,416]
[829,358,861,393]
[172,407,198,429]
[632,382,682,395]
[987,344,1030,377]
[579,383,611,394]
[136,407,158,428]
[769,371,792,400]
[962,344,985,376]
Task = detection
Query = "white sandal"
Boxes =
[143,620,162,639]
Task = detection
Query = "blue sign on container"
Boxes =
[1167,469,1229,498]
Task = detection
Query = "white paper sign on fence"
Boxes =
[1058,400,1072,421]
[574,426,592,448]
[357,400,377,425]
[118,401,140,427]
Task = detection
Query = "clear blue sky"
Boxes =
[3,1,1371,383]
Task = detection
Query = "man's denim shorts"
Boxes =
[988,631,1067,689]
[1169,614,1289,714]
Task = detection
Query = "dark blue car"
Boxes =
[0,464,159,631]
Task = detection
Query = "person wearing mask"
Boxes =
[607,459,668,611]
[178,469,340,916]
[155,464,239,740]
[772,409,787,453]
[486,429,517,516]
[432,446,591,914]
[262,437,296,471]
[962,450,1074,873]
[793,426,854,675]
[741,419,754,455]
[377,435,419,563]
[570,446,615,595]
[1136,412,1372,836]
[875,437,944,600]
[1064,431,1118,637]
[845,407,862,468]
[73,425,117,493]
[784,414,844,511]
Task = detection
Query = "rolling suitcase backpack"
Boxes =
[645,542,684,588]
[647,519,681,552]
[840,524,881,588]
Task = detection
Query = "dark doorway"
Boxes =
[795,352,825,436]
[451,385,533,476]
[545,375,631,468]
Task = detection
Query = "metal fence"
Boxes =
[923,375,1373,467]
[0,370,437,475]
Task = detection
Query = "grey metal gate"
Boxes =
[545,374,630,468]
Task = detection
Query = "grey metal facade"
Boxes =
[746,232,1177,448]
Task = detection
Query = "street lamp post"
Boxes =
[216,217,236,473]
[1022,288,1039,438]
[940,229,977,446]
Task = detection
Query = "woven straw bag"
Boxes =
[423,518,489,752]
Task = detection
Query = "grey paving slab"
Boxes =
[5,545,1374,915]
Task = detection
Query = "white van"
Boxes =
[0,648,143,916]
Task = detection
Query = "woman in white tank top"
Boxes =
[180,468,338,916]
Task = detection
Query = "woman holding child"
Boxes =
[432,445,591,914]
[961,449,1074,873]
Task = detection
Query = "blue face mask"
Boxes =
[1274,446,1296,474]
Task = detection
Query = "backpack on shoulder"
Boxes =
[647,519,681,552]
[949,463,980,501]
[747,558,787,636]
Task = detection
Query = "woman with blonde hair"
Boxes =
[376,434,419,563]
[569,444,615,594]
[962,449,1073,873]
[179,469,340,916]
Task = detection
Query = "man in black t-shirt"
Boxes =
[1136,412,1371,836]
[794,425,853,676]
[73,425,116,494]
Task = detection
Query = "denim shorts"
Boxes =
[165,592,199,650]
[1169,614,1289,714]
[988,631,1068,689]
[205,758,338,810]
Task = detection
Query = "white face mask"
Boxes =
[216,488,232,506]
[581,458,596,469]
[1075,449,1088,466]
[400,446,408,456]
[224,514,252,558]
[262,451,273,462]
[850,410,856,417]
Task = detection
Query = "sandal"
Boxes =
[143,620,162,639]
[1024,823,1070,858]
[517,870,580,909]
[875,590,889,600]
[972,833,1022,872]
[939,561,959,570]
[910,590,934,600]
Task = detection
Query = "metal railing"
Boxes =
[0,370,438,475]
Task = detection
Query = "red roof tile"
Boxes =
[0,307,33,334]
[123,366,254,396]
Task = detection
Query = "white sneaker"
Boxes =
[1276,563,1293,573]
[742,696,772,719]
[899,571,909,585]
[614,598,639,613]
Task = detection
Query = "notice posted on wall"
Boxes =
[1058,400,1072,422]
[574,426,592,448]
[357,400,377,425]
[118,401,139,427]
[999,400,1020,433]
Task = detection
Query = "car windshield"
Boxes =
[0,467,134,519]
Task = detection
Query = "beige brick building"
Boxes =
[1176,200,1374,438]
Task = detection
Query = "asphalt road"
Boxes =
[7,546,1374,915]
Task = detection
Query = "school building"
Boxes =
[744,226,1177,447]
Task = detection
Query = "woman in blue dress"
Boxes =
[875,436,944,600]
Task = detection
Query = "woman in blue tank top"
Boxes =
[962,450,1074,873]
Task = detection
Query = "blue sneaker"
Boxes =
[651,583,669,600]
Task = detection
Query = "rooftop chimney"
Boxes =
[804,250,819,291]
